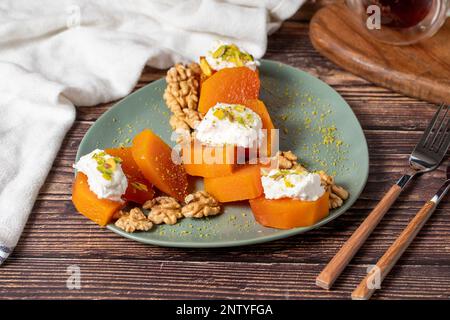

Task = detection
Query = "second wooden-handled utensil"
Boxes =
[316,104,450,290]
[352,165,450,300]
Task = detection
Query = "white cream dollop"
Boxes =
[195,103,263,148]
[205,41,258,71]
[73,149,128,202]
[261,169,325,201]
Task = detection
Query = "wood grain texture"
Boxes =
[310,3,450,104]
[317,184,403,289]
[1,2,450,300]
[1,257,449,300]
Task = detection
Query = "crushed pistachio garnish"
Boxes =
[212,105,253,128]
[265,169,305,181]
[233,104,245,112]
[213,108,226,120]
[283,178,295,188]
[235,115,246,126]
[212,45,226,58]
[321,125,337,145]
[211,44,254,65]
[131,182,148,192]
[92,151,122,181]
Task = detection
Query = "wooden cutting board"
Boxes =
[310,2,450,104]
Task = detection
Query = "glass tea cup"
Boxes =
[346,0,449,45]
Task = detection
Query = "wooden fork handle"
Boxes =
[316,184,402,290]
[351,201,436,300]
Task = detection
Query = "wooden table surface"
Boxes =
[1,3,449,300]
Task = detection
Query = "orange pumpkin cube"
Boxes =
[72,173,125,226]
[249,192,330,229]
[132,129,189,202]
[204,164,263,202]
[105,147,155,204]
[243,99,277,157]
[182,141,237,178]
[198,67,260,115]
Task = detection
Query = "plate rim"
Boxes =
[76,59,369,248]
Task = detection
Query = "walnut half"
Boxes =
[318,170,349,209]
[276,151,306,171]
[163,63,202,144]
[182,191,221,218]
[143,196,183,225]
[114,208,153,233]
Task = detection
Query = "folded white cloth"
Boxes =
[0,0,305,264]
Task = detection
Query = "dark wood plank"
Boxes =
[14,202,450,267]
[0,258,448,299]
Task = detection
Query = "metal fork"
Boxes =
[316,104,450,290]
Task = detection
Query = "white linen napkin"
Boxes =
[0,0,305,264]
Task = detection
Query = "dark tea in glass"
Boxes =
[366,0,433,28]
[346,0,448,45]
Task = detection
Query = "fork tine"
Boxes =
[434,116,450,153]
[420,103,445,148]
[429,104,449,150]
[435,118,450,157]
[437,133,450,158]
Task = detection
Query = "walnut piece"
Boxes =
[164,63,202,144]
[169,114,190,133]
[114,208,153,233]
[143,196,183,225]
[331,184,349,200]
[276,151,306,171]
[317,170,349,209]
[182,191,221,218]
[318,170,334,186]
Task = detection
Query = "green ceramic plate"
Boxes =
[76,60,369,247]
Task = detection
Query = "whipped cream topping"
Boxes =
[195,103,263,148]
[73,149,128,202]
[261,169,325,201]
[205,41,258,71]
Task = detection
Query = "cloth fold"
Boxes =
[0,0,305,264]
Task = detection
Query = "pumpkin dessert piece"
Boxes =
[204,164,263,203]
[72,149,128,226]
[105,147,155,204]
[243,99,274,130]
[243,99,276,157]
[249,167,330,229]
[250,192,330,229]
[198,67,260,115]
[199,42,258,80]
[182,141,237,178]
[72,173,125,226]
[198,43,260,114]
[183,102,264,177]
[132,129,189,202]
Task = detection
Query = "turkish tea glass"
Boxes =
[346,0,449,45]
